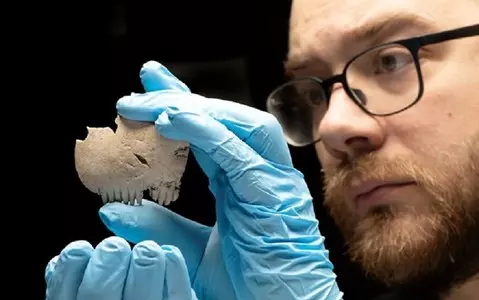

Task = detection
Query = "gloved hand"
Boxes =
[97,61,343,300]
[45,237,198,300]
[44,64,201,300]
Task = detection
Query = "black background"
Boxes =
[27,1,387,298]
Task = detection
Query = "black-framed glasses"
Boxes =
[266,23,479,147]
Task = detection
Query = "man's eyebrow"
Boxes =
[284,13,437,75]
[346,12,436,45]
[284,57,316,77]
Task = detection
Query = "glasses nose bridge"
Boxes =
[322,73,349,100]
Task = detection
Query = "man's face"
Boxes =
[288,0,479,287]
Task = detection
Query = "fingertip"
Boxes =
[142,60,162,69]
[80,237,131,283]
[115,93,164,122]
[134,240,162,255]
[98,203,120,227]
[61,240,94,259]
[115,95,131,115]
[115,95,135,113]
[98,200,154,228]
[99,201,150,225]
[45,255,59,283]
[139,61,190,93]
[131,240,165,267]
[97,236,132,253]
[162,244,186,263]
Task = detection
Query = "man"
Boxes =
[45,0,479,299]
[278,0,479,298]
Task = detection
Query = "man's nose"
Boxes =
[318,87,385,159]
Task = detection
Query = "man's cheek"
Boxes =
[314,143,338,168]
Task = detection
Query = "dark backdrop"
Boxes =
[33,1,386,299]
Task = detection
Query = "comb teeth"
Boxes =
[155,188,180,206]
[98,186,179,206]
[99,188,143,205]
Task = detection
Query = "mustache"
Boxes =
[322,153,419,194]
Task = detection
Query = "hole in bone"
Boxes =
[174,146,189,158]
[133,153,150,168]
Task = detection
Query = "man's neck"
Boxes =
[442,274,479,300]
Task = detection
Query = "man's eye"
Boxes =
[374,51,413,74]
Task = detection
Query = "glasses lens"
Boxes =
[266,77,328,146]
[346,43,421,114]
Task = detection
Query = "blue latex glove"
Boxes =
[98,61,343,300]
[45,237,198,300]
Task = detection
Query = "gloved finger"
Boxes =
[45,255,58,284]
[163,245,198,299]
[154,108,290,209]
[76,236,131,300]
[140,60,190,93]
[118,69,293,167]
[123,240,166,300]
[45,241,93,300]
[191,225,236,299]
[99,199,212,280]
[138,60,221,180]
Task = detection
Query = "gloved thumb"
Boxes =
[99,200,212,280]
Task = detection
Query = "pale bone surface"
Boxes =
[74,116,189,206]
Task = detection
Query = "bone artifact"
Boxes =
[74,116,189,205]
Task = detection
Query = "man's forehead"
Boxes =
[287,0,463,71]
[290,0,453,28]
